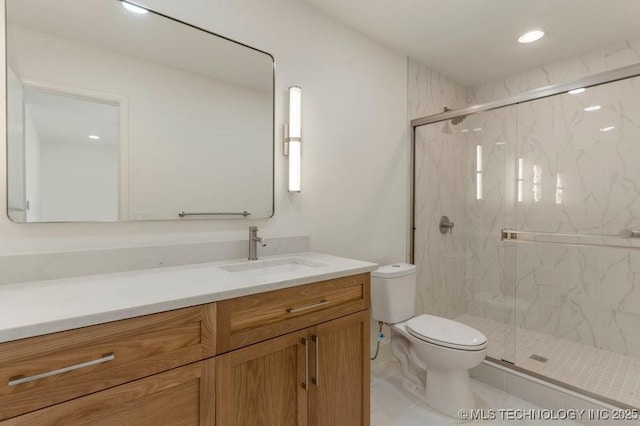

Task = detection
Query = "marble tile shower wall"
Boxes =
[471,36,640,104]
[409,58,471,318]
[414,124,470,318]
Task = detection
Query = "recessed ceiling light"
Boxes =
[472,128,482,132]
[122,1,148,14]
[461,129,470,133]
[518,29,545,44]
[584,105,601,112]
[89,135,101,140]
[600,126,615,132]
[568,88,586,95]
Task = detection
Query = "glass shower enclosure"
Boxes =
[411,63,640,408]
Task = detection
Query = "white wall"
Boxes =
[39,141,118,222]
[0,0,408,265]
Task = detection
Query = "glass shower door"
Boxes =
[413,104,517,365]
[461,105,518,365]
[510,74,640,407]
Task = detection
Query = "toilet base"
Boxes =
[389,323,485,419]
[401,376,426,401]
[425,367,475,418]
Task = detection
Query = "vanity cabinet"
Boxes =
[215,273,370,426]
[0,272,370,425]
[216,311,370,426]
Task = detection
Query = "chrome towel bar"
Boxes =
[619,228,640,239]
[178,210,251,217]
[501,228,640,251]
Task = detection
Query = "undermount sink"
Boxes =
[219,257,329,274]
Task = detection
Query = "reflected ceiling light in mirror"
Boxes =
[88,135,100,140]
[600,126,615,132]
[518,29,545,44]
[584,105,601,111]
[121,1,149,14]
[568,88,586,95]
[284,86,302,192]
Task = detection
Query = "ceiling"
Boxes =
[303,0,640,86]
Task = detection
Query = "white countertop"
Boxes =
[0,252,377,343]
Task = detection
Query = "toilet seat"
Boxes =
[406,314,487,351]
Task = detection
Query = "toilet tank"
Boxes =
[370,263,416,324]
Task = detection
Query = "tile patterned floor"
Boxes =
[371,359,583,425]
[457,314,640,408]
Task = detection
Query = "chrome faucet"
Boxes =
[248,226,267,260]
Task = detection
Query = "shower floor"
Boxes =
[457,313,640,408]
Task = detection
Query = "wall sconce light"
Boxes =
[284,86,302,192]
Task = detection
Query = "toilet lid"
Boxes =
[406,314,487,351]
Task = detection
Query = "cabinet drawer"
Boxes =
[0,304,216,421]
[216,273,370,353]
[0,360,215,426]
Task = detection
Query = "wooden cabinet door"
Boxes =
[0,359,215,426]
[216,329,308,426]
[308,311,370,426]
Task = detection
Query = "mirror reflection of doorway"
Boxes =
[21,87,120,222]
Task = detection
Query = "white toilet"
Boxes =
[371,263,487,417]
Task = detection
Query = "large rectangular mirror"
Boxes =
[6,0,274,222]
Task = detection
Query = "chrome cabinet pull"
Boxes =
[8,353,115,386]
[312,335,319,386]
[287,300,330,314]
[301,338,308,390]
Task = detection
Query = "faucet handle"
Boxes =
[439,216,455,235]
